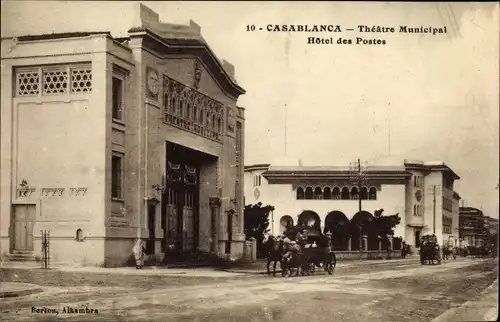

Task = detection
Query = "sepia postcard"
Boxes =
[0,1,498,321]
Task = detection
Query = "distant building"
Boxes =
[1,4,246,266]
[244,160,461,250]
[459,207,490,247]
[484,216,499,236]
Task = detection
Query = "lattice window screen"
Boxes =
[16,69,40,96]
[15,64,92,97]
[43,69,68,94]
[71,67,92,93]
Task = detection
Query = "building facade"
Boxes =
[1,4,246,266]
[244,160,461,250]
[459,207,492,247]
[484,216,499,236]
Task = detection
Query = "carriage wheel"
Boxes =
[326,253,336,275]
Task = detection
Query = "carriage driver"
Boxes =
[282,237,301,261]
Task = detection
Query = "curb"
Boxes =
[219,258,421,275]
[0,283,43,298]
[431,279,498,322]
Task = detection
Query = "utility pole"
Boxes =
[350,159,367,258]
[429,185,441,235]
[433,186,436,234]
[358,159,362,258]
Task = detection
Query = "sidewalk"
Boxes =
[0,282,42,298]
[1,257,420,277]
[432,279,498,322]
[0,262,247,277]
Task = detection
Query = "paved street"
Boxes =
[0,257,497,322]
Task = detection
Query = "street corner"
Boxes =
[0,282,43,299]
[431,279,499,322]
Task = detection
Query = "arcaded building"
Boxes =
[1,5,246,266]
[244,160,461,250]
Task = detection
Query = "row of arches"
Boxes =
[279,210,390,251]
[296,186,377,200]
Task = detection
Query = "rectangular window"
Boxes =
[254,175,261,187]
[414,176,417,187]
[111,154,123,199]
[112,76,124,121]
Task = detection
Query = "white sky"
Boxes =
[2,1,499,218]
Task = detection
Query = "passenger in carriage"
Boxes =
[282,236,301,261]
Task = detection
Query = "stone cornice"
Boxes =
[129,27,246,98]
[405,162,460,180]
[262,169,412,184]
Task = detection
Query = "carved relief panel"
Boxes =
[146,67,159,100]
[227,106,236,135]
[193,60,202,89]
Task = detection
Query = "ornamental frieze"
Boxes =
[69,188,88,197]
[17,188,36,198]
[292,182,382,191]
[162,74,224,143]
[41,188,65,197]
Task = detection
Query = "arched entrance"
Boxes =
[324,211,350,250]
[297,210,321,231]
[279,215,294,234]
[350,211,374,250]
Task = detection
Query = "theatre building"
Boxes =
[244,160,461,250]
[1,5,246,266]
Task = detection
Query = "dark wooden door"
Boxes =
[13,205,35,251]
[164,143,200,254]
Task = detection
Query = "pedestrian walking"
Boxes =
[132,238,146,269]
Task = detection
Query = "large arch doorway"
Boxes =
[324,211,350,250]
[297,210,321,231]
[350,211,374,250]
[279,215,294,234]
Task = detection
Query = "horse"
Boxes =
[262,234,284,276]
[442,245,456,260]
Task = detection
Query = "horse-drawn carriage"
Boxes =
[263,224,336,277]
[419,234,442,265]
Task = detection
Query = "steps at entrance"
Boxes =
[4,251,39,262]
[160,251,229,268]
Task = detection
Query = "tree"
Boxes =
[243,202,275,241]
[370,208,401,237]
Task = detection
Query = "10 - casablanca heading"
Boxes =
[263,24,448,35]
